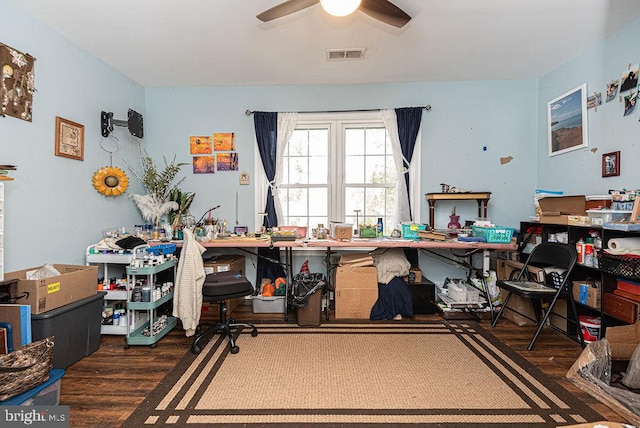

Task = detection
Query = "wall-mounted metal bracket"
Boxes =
[101,109,144,138]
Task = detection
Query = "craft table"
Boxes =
[425,192,492,228]
[195,236,515,321]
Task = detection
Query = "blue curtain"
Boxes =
[254,111,278,228]
[395,107,423,220]
[254,112,286,285]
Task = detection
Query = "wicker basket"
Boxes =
[0,336,54,401]
[598,252,640,278]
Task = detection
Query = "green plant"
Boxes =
[126,148,188,202]
[169,188,196,228]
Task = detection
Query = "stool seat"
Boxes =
[191,270,258,355]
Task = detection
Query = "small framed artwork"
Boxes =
[547,84,588,157]
[602,151,620,177]
[55,116,84,160]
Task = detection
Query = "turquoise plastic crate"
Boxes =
[401,223,427,239]
[471,225,514,243]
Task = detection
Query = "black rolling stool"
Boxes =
[191,270,258,354]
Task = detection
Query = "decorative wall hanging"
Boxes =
[193,156,215,174]
[606,79,619,102]
[216,153,238,171]
[189,136,212,154]
[547,84,588,157]
[602,151,620,177]
[55,116,84,160]
[93,166,129,196]
[214,133,236,151]
[620,64,638,93]
[92,136,129,197]
[0,42,36,121]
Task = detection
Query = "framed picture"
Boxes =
[547,84,588,157]
[55,116,84,160]
[602,151,620,177]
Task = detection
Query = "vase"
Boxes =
[448,215,461,231]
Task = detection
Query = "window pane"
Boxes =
[309,188,328,216]
[309,129,328,156]
[345,187,364,214]
[345,129,364,155]
[289,157,309,184]
[309,156,328,184]
[365,128,386,154]
[289,131,308,156]
[345,155,365,183]
[365,156,387,183]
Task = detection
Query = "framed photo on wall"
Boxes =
[547,84,588,157]
[602,151,620,177]
[55,116,84,160]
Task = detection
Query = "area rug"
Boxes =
[122,322,602,427]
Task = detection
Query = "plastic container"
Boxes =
[31,292,106,369]
[471,225,515,243]
[0,369,65,406]
[578,315,601,343]
[251,295,285,313]
[401,223,427,239]
[146,243,177,256]
[586,209,632,226]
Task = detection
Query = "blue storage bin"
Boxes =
[146,243,177,256]
[0,369,65,405]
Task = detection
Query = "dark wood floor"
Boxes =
[59,301,629,427]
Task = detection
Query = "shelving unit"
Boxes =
[86,244,149,335]
[125,259,177,348]
[519,220,639,343]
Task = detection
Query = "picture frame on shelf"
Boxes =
[55,116,84,161]
[602,151,620,177]
[547,84,588,157]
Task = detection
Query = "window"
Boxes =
[278,112,399,234]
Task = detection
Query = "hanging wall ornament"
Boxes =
[92,136,129,197]
[0,42,36,121]
[93,166,129,196]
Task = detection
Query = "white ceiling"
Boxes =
[10,0,640,88]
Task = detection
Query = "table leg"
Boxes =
[428,201,436,228]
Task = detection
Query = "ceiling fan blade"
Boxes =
[359,0,411,28]
[257,0,320,22]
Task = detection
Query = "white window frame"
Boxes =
[254,111,421,231]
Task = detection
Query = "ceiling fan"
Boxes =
[257,0,411,28]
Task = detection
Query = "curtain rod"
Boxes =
[245,105,431,116]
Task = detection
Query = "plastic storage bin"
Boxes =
[401,223,427,239]
[146,243,177,256]
[251,296,285,313]
[586,209,632,226]
[31,292,106,369]
[471,225,515,243]
[0,369,65,405]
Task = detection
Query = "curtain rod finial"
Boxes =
[245,109,253,116]
[425,105,431,112]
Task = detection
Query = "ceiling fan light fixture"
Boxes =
[320,0,361,17]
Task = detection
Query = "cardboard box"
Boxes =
[538,195,586,225]
[203,255,247,314]
[572,280,601,308]
[605,321,640,360]
[334,266,377,319]
[5,264,98,315]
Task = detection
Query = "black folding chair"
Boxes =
[491,242,585,350]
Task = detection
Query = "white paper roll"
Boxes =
[607,237,640,255]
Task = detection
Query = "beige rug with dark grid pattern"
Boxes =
[122,322,601,427]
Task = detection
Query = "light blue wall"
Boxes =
[0,1,145,271]
[537,17,640,193]
[146,80,538,279]
[3,2,638,284]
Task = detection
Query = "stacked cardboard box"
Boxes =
[334,253,377,319]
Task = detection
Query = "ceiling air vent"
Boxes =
[326,48,367,61]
